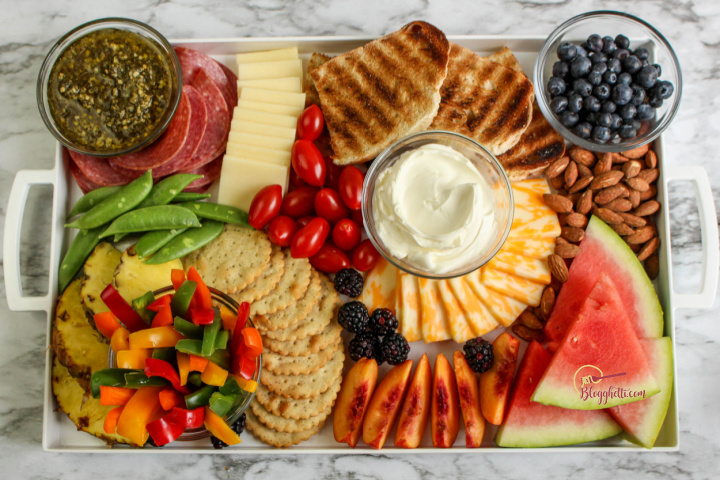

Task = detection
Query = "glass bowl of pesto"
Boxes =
[37,18,182,157]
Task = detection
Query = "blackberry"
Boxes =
[334,269,364,297]
[463,337,494,373]
[369,308,399,335]
[211,435,226,449]
[349,331,382,362]
[380,333,410,365]
[146,436,164,448]
[337,301,370,333]
[210,414,246,449]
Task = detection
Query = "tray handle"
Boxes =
[3,169,58,311]
[663,165,719,310]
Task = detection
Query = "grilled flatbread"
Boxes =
[311,21,450,165]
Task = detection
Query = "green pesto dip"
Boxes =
[48,28,173,153]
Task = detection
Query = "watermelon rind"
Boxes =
[608,337,674,449]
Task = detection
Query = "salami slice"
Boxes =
[68,149,142,186]
[184,156,223,190]
[68,156,102,193]
[185,68,230,170]
[175,47,235,111]
[217,61,239,107]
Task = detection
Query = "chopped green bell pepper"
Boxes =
[171,280,196,317]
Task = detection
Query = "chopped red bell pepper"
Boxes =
[100,284,146,333]
[151,305,174,328]
[187,266,212,310]
[236,354,256,380]
[241,327,263,359]
[158,388,184,411]
[144,358,190,394]
[189,307,215,326]
[103,406,123,434]
[146,415,186,447]
[236,301,250,332]
[146,294,172,312]
[165,406,205,429]
[171,269,186,291]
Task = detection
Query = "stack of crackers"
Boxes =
[185,224,345,447]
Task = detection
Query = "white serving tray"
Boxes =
[4,35,719,453]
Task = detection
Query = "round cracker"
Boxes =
[250,399,331,433]
[255,372,342,420]
[254,272,321,332]
[231,245,285,303]
[264,275,340,342]
[250,250,312,316]
[263,314,342,357]
[246,409,324,448]
[183,224,271,294]
[261,343,345,399]
[262,336,340,376]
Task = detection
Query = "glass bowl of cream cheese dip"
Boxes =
[362,131,514,279]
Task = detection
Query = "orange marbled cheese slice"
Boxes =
[437,279,475,343]
[482,267,545,306]
[449,276,499,337]
[418,278,452,343]
[360,257,397,312]
[487,250,552,285]
[396,271,422,343]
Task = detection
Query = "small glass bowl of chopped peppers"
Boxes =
[91,266,262,447]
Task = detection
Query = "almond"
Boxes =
[622,160,642,179]
[561,226,585,243]
[644,252,659,280]
[629,189,642,208]
[548,254,569,283]
[621,144,649,159]
[645,149,658,169]
[595,184,627,204]
[519,310,544,330]
[611,222,635,236]
[566,192,581,204]
[618,212,647,228]
[640,184,658,201]
[576,190,593,215]
[564,160,578,188]
[568,175,593,193]
[593,207,624,225]
[604,198,633,212]
[634,200,661,216]
[568,145,596,167]
[611,153,630,164]
[637,168,659,184]
[512,324,545,342]
[550,175,565,191]
[557,213,569,226]
[566,212,588,228]
[628,242,643,253]
[637,237,660,261]
[546,156,570,179]
[543,193,574,213]
[626,226,656,244]
[590,170,624,190]
[594,153,613,176]
[577,162,593,178]
[625,177,650,192]
[555,242,582,258]
[540,287,556,320]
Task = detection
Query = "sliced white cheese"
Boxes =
[225,143,291,167]
[235,47,299,64]
[238,77,302,93]
[236,59,303,81]
[237,98,302,117]
[227,131,294,152]
[232,109,298,129]
[240,87,306,111]
[218,156,289,212]
[229,120,297,142]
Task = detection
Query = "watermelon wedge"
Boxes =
[608,337,674,448]
[544,216,663,350]
[532,274,661,410]
[495,341,622,447]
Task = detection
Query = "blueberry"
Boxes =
[589,51,608,64]
[618,124,637,139]
[618,72,633,85]
[652,63,662,76]
[583,96,601,113]
[585,112,598,124]
[607,58,622,74]
[602,36,616,54]
[630,85,646,106]
[649,96,663,108]
[594,83,611,100]
[623,55,643,74]
[588,71,603,86]
[573,122,592,139]
[573,78,593,97]
[612,84,633,105]
[591,61,608,75]
[567,93,583,112]
[557,42,578,61]
[550,96,568,113]
[637,104,654,121]
[619,104,637,120]
[553,61,570,78]
[587,34,603,52]
[642,59,650,68]
[635,47,649,61]
[603,71,618,85]
[597,112,613,128]
[575,44,588,57]
[610,113,623,130]
[601,100,617,113]
[636,65,658,89]
[655,80,674,99]
[547,76,566,96]
[615,34,630,49]
[613,48,630,60]
[570,55,592,78]
[559,110,579,127]
[631,119,642,130]
[592,126,612,143]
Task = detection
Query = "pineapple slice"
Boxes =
[81,242,121,318]
[113,246,182,305]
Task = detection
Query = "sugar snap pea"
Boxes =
[178,202,250,227]
[57,224,107,293]
[136,227,189,259]
[171,192,211,203]
[144,220,224,265]
[135,174,203,209]
[65,170,153,230]
[67,186,122,219]
[99,205,201,238]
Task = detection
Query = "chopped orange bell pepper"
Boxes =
[110,327,130,353]
[150,305,174,328]
[204,407,241,446]
[176,352,190,386]
[241,327,263,359]
[187,266,212,310]
[103,406,123,434]
[129,326,184,350]
[231,374,258,393]
[100,386,136,406]
[189,354,209,373]
[116,386,163,446]
[158,388,184,411]
[200,360,229,387]
[171,269,186,291]
[220,305,237,332]
[94,311,121,339]
[116,348,151,369]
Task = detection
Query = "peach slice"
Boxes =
[431,353,460,448]
[362,359,413,449]
[453,351,485,448]
[334,357,379,447]
[394,353,432,448]
[479,332,520,425]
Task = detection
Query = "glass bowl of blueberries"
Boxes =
[534,10,681,151]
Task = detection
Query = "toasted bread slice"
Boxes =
[486,46,523,73]
[312,21,450,165]
[305,53,331,108]
[430,43,534,156]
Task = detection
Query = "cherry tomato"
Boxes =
[338,166,364,210]
[352,239,380,271]
[248,184,283,229]
[332,218,361,251]
[289,168,307,188]
[290,217,330,258]
[310,243,350,274]
[267,215,298,247]
[296,105,324,142]
[324,156,343,189]
[297,216,315,228]
[281,186,318,218]
[315,188,349,224]
[291,140,325,187]
[350,208,364,227]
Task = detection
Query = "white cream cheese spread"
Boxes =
[372,143,497,274]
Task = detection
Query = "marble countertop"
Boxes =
[1,1,719,478]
